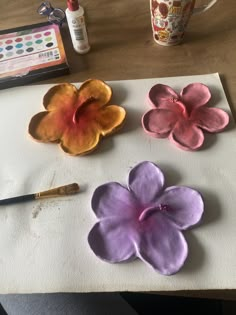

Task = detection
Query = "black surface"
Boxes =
[120,292,223,315]
[0,304,7,315]
[1,293,236,315]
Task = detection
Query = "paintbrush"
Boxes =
[0,183,80,206]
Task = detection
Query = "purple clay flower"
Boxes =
[88,161,204,275]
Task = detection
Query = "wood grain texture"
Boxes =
[1,1,235,118]
[1,0,236,299]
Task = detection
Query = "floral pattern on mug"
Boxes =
[151,0,199,45]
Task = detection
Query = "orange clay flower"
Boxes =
[28,79,126,155]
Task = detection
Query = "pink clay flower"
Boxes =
[142,83,229,151]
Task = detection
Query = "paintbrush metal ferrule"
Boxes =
[0,183,80,206]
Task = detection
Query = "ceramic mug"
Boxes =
[150,0,218,46]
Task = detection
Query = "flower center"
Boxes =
[138,204,170,222]
[169,97,179,103]
[72,97,97,124]
[169,97,189,118]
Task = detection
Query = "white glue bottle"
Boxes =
[65,0,90,54]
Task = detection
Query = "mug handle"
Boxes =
[193,0,218,15]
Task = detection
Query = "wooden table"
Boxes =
[1,0,236,300]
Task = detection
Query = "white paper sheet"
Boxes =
[0,73,235,293]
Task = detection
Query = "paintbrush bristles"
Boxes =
[63,183,80,195]
[35,183,80,199]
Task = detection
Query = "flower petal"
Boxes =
[142,109,178,138]
[191,107,229,132]
[78,79,112,107]
[28,112,64,142]
[97,105,126,136]
[128,161,164,207]
[170,120,204,150]
[157,186,204,229]
[88,219,136,263]
[92,182,138,219]
[60,123,100,155]
[180,83,211,110]
[43,83,78,111]
[137,212,188,275]
[148,84,179,108]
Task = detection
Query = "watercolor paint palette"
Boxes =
[0,29,58,61]
[0,22,69,89]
